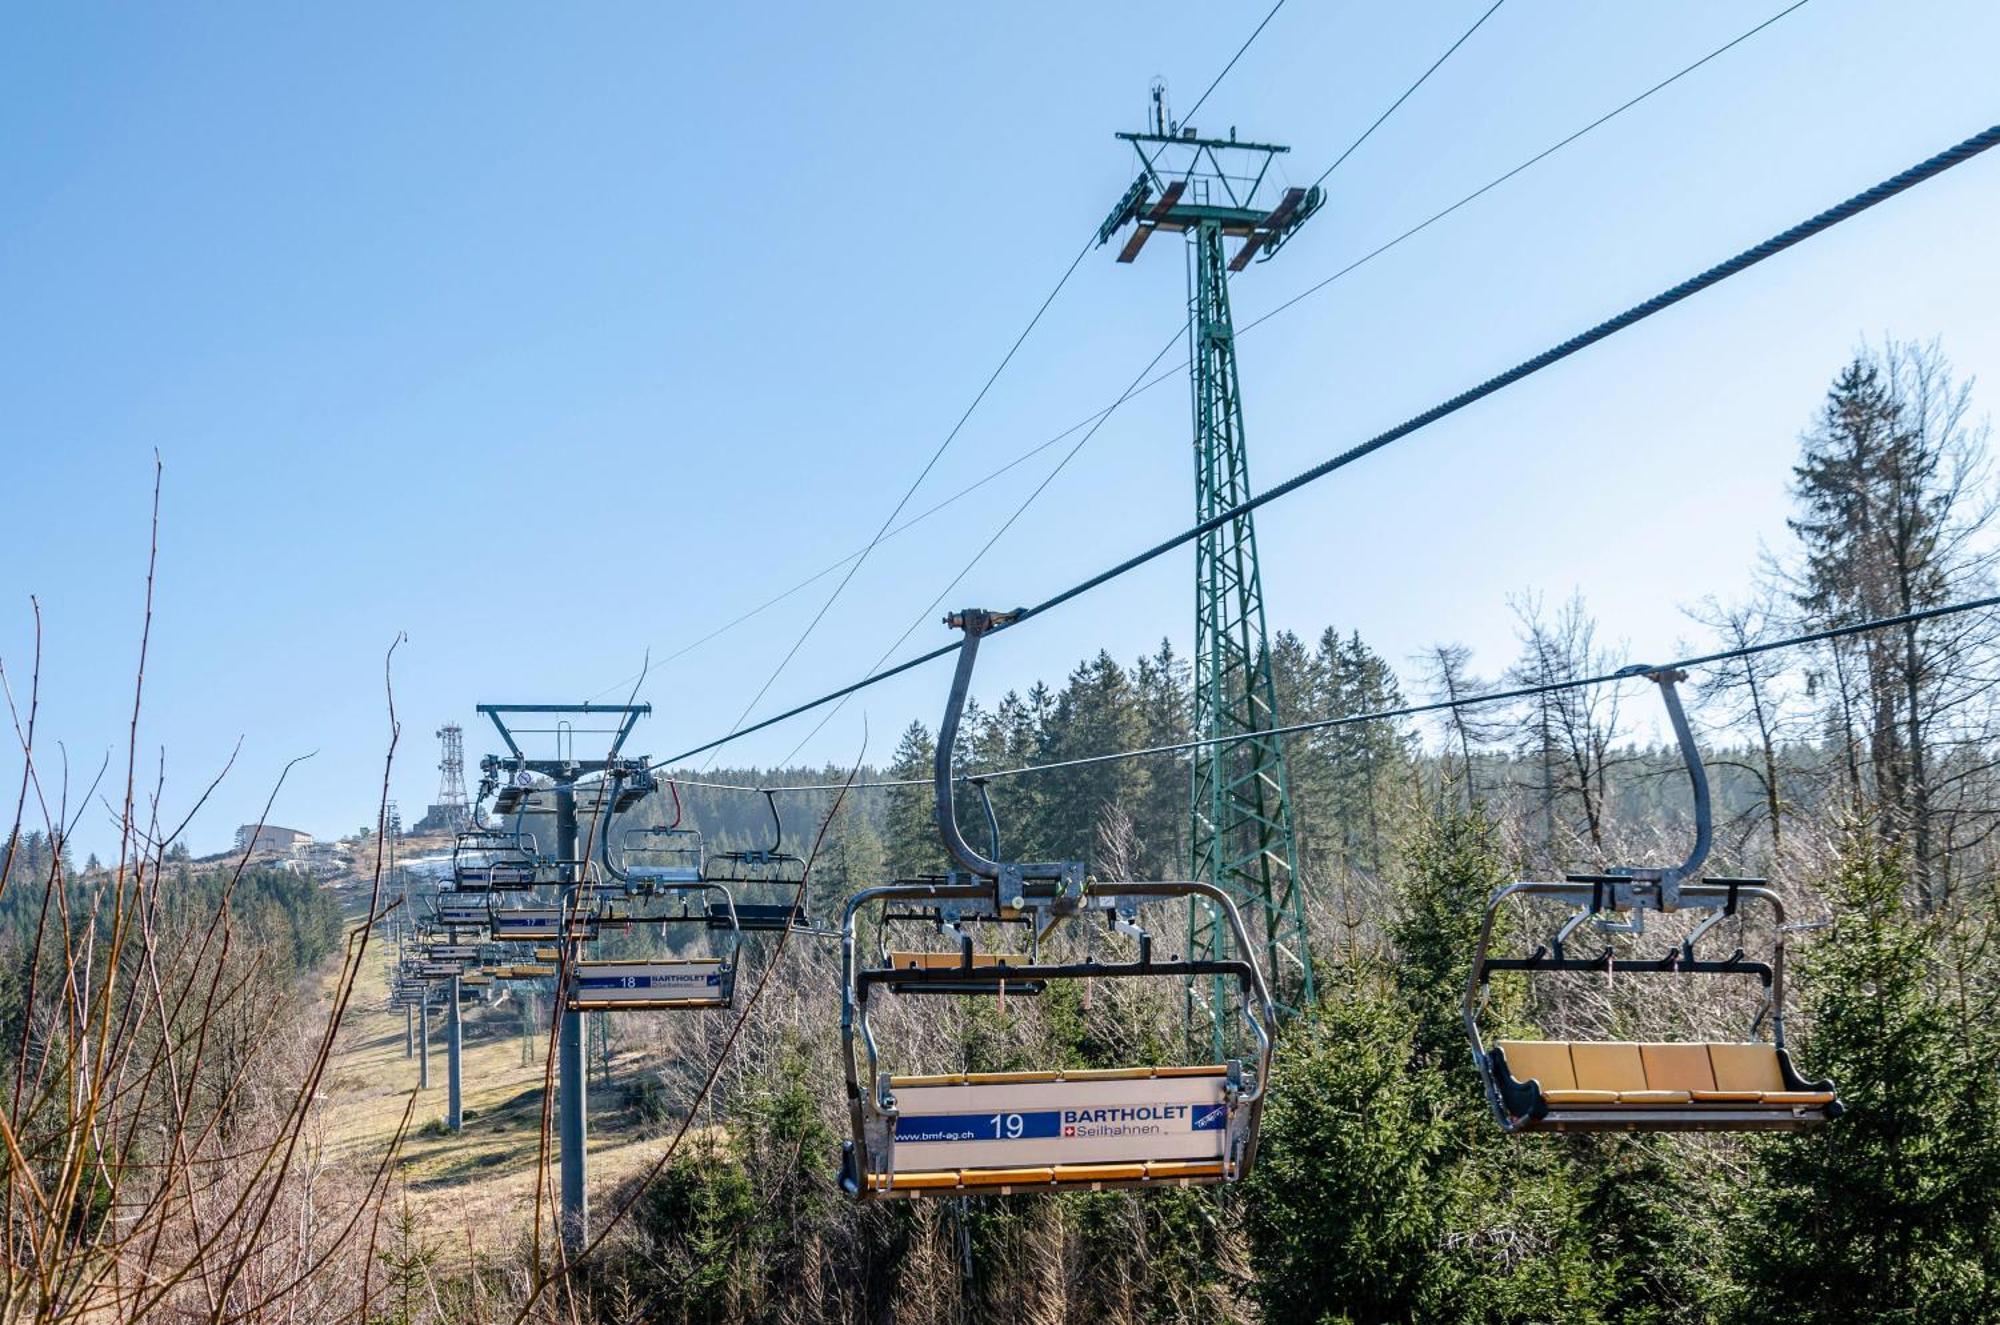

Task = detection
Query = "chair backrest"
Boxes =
[1499,1039,1793,1097]
[1497,1040,1575,1091]
[1569,1043,1647,1093]
[1708,1042,1786,1093]
[1641,1042,1717,1093]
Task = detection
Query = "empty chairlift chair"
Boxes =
[701,789,826,934]
[489,861,609,942]
[450,828,540,892]
[603,775,706,897]
[839,608,1278,1200]
[431,889,494,931]
[566,882,741,1012]
[1465,667,1841,1133]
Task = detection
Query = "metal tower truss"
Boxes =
[1100,87,1317,1043]
[434,723,470,832]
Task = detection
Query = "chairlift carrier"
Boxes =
[565,880,742,1011]
[702,788,827,934]
[490,865,611,942]
[840,609,1278,1199]
[432,891,494,930]
[603,775,708,894]
[450,828,541,891]
[1465,667,1841,1133]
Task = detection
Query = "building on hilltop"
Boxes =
[234,824,313,856]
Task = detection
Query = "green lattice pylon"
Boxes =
[1098,97,1322,1051]
[1186,217,1312,1035]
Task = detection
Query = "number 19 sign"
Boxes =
[889,1071,1229,1170]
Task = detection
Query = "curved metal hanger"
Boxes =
[934,608,1019,879]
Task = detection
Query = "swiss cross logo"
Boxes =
[1062,1125,1076,1137]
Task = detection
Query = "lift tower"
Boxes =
[475,702,652,1252]
[1099,85,1321,1036]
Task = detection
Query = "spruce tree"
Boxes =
[1731,831,1999,1322]
[882,721,941,877]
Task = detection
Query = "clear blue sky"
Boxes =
[4,2,1996,858]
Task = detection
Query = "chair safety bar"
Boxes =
[431,892,494,929]
[841,878,1273,1198]
[565,882,743,1010]
[451,829,541,891]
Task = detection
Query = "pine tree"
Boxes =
[1245,985,1454,1325]
[883,721,941,877]
[1386,803,1509,1080]
[1785,341,1998,903]
[1318,629,1416,879]
[1732,830,2000,1322]
[1133,639,1191,879]
[1040,651,1149,867]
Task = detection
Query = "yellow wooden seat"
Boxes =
[1707,1042,1835,1105]
[1498,1039,1836,1112]
[1498,1040,1616,1106]
[1641,1042,1715,1090]
[866,1158,1228,1194]
[1571,1042,1653,1097]
[870,1170,963,1191]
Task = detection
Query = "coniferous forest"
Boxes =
[5,344,2000,1322]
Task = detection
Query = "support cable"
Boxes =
[650,123,2000,769]
[697,231,1097,762]
[586,1,1811,702]
[695,0,1302,761]
[1309,0,1507,191]
[665,593,2000,794]
[768,321,1192,768]
[1181,0,1290,127]
[754,0,1502,767]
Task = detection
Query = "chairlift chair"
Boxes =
[601,776,707,896]
[431,890,493,930]
[1465,667,1842,1133]
[450,828,540,891]
[490,901,603,943]
[612,826,706,893]
[840,609,1278,1200]
[565,879,741,1012]
[489,862,610,942]
[701,789,827,934]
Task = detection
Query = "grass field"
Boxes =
[319,939,683,1260]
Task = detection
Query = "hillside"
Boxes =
[319,940,686,1263]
